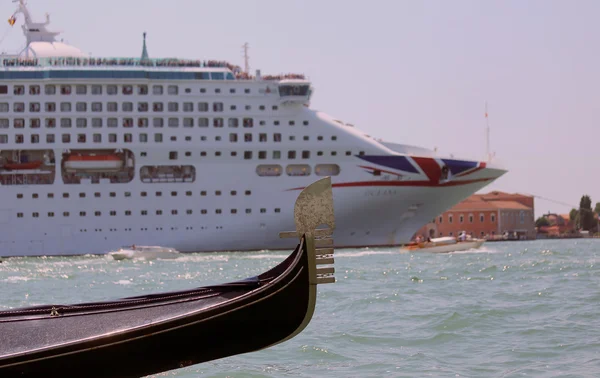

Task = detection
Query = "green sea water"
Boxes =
[1,239,599,377]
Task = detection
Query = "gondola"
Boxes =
[0,177,336,378]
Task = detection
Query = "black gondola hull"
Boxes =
[0,240,313,378]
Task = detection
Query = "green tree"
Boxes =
[579,195,594,231]
[570,208,578,221]
[595,202,600,215]
[535,217,550,227]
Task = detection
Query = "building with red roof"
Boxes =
[414,191,536,240]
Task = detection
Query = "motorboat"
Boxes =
[109,245,181,260]
[401,234,485,253]
[0,177,336,377]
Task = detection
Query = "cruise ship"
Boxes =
[0,1,506,257]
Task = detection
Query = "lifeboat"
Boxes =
[64,155,124,172]
[3,161,43,171]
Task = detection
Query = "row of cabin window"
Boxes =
[4,132,340,146]
[255,164,341,177]
[1,102,283,113]
[9,85,255,96]
[18,190,253,199]
[0,117,309,128]
[16,207,282,218]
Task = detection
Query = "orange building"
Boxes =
[414,191,536,240]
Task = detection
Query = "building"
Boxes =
[415,191,536,240]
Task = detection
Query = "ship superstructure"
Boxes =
[0,1,506,256]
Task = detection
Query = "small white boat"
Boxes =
[109,245,181,260]
[401,234,485,253]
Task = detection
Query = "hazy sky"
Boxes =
[1,0,598,217]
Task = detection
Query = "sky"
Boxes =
[0,0,598,217]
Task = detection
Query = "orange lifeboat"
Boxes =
[64,154,123,172]
[3,161,43,171]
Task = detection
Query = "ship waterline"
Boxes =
[0,1,506,257]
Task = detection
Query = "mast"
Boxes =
[485,101,490,163]
[242,42,250,74]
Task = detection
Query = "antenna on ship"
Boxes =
[485,101,491,163]
[242,42,250,74]
[141,32,149,61]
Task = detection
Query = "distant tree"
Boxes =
[535,217,550,227]
[579,195,594,231]
[595,202,600,215]
[570,209,578,221]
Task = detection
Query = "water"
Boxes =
[2,239,600,377]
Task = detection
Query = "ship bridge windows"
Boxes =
[0,103,8,112]
[60,85,71,95]
[14,85,24,95]
[279,84,309,97]
[152,85,163,95]
[91,85,102,95]
[76,85,87,95]
[256,165,282,177]
[212,72,225,80]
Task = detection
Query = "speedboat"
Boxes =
[109,245,181,260]
[401,235,485,253]
[0,178,336,378]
